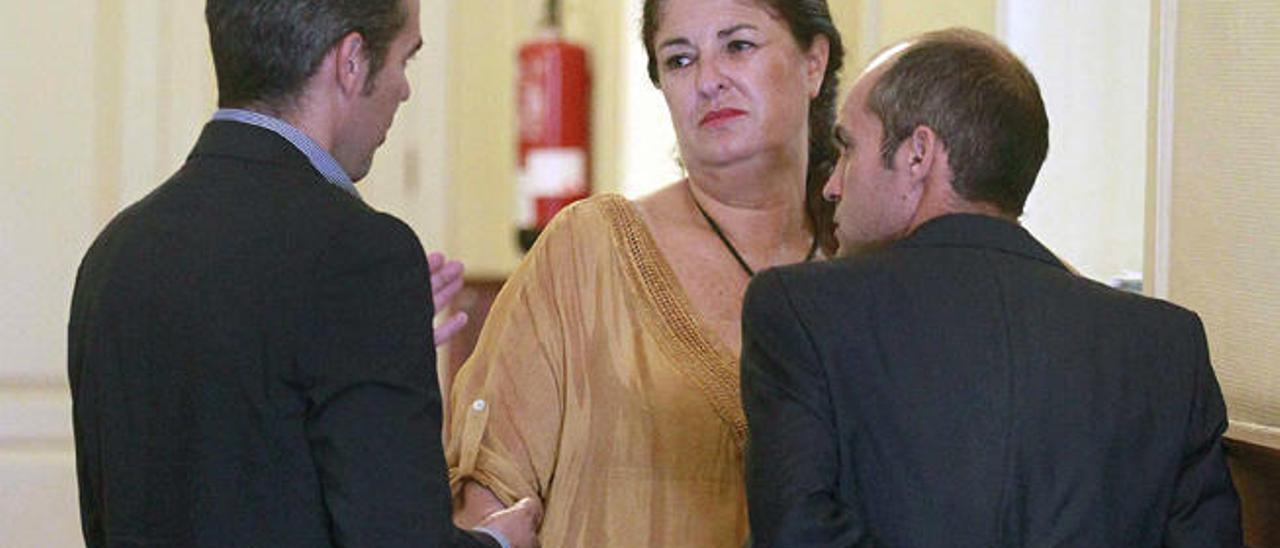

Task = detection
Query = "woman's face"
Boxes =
[652,0,827,172]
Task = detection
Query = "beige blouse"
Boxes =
[446,194,749,547]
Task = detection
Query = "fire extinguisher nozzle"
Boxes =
[545,0,561,29]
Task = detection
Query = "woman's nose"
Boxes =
[695,55,728,97]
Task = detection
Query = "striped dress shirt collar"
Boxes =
[211,108,360,199]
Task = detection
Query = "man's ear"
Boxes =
[804,35,830,99]
[905,125,939,181]
[333,32,368,98]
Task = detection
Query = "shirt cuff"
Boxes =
[471,526,511,548]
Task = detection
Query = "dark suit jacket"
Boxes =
[69,121,496,548]
[741,214,1241,547]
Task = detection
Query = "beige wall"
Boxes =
[1153,0,1280,447]
[1,2,226,543]
[878,0,997,41]
[444,0,537,277]
[858,0,997,66]
[358,1,453,251]
[0,2,205,543]
[1,1,104,543]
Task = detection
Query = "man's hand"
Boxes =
[475,497,543,548]
[428,251,469,347]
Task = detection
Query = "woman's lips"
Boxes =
[699,108,747,127]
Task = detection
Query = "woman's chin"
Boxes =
[684,142,766,170]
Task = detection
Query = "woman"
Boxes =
[447,0,844,545]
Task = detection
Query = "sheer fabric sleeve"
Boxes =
[446,203,594,506]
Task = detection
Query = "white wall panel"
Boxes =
[1002,0,1150,284]
[1161,0,1280,445]
[0,453,81,548]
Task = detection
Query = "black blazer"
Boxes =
[69,121,495,548]
[741,214,1241,547]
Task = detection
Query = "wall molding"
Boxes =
[859,0,882,65]
[1151,0,1178,299]
[0,387,73,447]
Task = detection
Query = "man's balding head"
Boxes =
[867,28,1048,216]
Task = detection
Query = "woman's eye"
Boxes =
[664,54,693,71]
[727,40,756,53]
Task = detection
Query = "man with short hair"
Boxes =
[740,28,1241,547]
[68,1,539,546]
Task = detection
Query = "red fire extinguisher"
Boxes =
[515,0,591,252]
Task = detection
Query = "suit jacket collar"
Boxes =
[188,120,319,176]
[897,213,1067,271]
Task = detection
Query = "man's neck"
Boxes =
[908,193,1014,235]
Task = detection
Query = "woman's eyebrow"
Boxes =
[717,23,758,39]
[658,36,692,50]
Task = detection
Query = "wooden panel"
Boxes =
[445,277,507,376]
[1226,437,1280,547]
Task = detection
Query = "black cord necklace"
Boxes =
[689,190,820,277]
